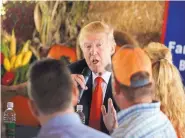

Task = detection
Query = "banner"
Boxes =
[161,1,185,85]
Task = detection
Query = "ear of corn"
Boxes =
[10,29,16,57]
[14,53,23,69]
[10,55,16,70]
[3,58,11,71]
[21,40,31,54]
[22,51,32,66]
[3,30,12,44]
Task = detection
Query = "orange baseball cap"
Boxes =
[112,45,152,87]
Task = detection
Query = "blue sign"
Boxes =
[162,1,185,85]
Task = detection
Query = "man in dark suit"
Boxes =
[68,21,119,134]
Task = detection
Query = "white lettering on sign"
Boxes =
[176,45,183,54]
[179,60,185,71]
[169,41,175,51]
[168,41,185,55]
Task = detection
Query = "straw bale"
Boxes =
[86,1,165,46]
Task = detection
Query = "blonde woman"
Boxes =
[144,42,185,138]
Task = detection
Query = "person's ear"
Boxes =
[112,77,121,95]
[28,99,40,118]
[72,84,79,106]
[114,81,121,95]
[111,45,116,55]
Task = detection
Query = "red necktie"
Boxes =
[89,77,103,130]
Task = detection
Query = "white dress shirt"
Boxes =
[92,71,112,102]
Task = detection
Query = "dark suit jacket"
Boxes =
[68,59,119,134]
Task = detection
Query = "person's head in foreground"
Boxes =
[27,59,78,125]
[144,42,185,138]
[27,59,111,138]
[110,45,177,137]
[112,45,154,108]
[78,21,116,74]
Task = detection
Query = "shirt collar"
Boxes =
[41,113,81,129]
[92,71,111,84]
[117,102,161,125]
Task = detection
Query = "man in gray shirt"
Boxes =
[27,59,111,138]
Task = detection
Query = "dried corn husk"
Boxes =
[34,1,64,47]
[34,3,42,33]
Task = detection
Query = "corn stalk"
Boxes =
[32,1,89,59]
[33,1,65,47]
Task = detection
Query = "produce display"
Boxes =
[1,30,32,86]
[1,30,40,126]
[1,1,79,127]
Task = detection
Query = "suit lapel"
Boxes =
[103,76,119,112]
[101,76,119,133]
[79,73,93,125]
[99,76,112,134]
[103,76,112,108]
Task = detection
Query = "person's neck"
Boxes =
[93,70,110,76]
[39,106,74,126]
[120,97,153,110]
[93,63,112,75]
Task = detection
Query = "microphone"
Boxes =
[78,67,91,103]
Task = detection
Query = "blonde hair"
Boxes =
[144,42,185,138]
[78,21,116,47]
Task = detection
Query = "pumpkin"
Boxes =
[10,96,40,126]
[47,44,77,62]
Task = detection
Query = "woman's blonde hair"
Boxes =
[144,42,185,138]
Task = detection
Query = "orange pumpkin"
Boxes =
[47,44,77,62]
[10,96,40,126]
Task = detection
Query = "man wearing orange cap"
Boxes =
[102,45,177,137]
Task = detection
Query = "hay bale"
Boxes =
[86,1,164,46]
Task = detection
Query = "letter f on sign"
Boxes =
[168,41,176,51]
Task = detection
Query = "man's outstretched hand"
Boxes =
[101,98,118,133]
